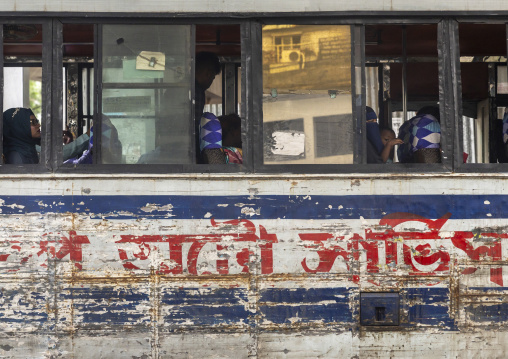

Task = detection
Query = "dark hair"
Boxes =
[196,51,221,75]
[417,105,440,122]
[63,129,74,144]
[379,127,395,136]
[218,113,241,133]
[219,113,242,148]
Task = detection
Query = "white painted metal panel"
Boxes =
[0,0,507,13]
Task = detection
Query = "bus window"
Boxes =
[99,24,241,165]
[62,24,94,164]
[2,24,44,165]
[262,25,353,165]
[100,24,192,164]
[365,24,440,164]
[195,24,241,165]
[458,24,507,164]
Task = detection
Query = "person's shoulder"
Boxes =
[417,114,441,132]
[6,151,25,164]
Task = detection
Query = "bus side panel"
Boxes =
[0,178,507,357]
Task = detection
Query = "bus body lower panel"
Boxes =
[0,176,506,357]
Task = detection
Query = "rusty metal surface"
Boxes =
[0,176,507,357]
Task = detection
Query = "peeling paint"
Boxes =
[140,203,174,213]
[0,179,507,356]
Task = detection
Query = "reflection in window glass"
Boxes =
[3,24,43,165]
[458,24,507,163]
[262,25,352,165]
[101,25,191,164]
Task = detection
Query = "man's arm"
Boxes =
[63,133,90,161]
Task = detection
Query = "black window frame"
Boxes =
[0,18,53,174]
[452,19,508,173]
[2,14,505,174]
[251,18,453,174]
[49,18,249,174]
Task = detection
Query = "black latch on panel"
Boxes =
[360,292,399,326]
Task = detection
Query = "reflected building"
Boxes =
[262,25,353,165]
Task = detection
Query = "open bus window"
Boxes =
[2,24,44,165]
[195,25,241,164]
[457,24,507,164]
[365,24,440,164]
[262,25,353,165]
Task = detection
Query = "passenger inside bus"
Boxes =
[380,127,402,163]
[501,108,508,162]
[366,106,403,164]
[63,128,74,145]
[2,107,40,164]
[199,112,243,164]
[199,112,226,164]
[397,105,441,163]
[219,113,243,164]
[63,130,90,162]
[64,116,122,164]
[366,106,385,164]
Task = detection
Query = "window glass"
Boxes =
[262,25,353,165]
[101,24,192,164]
[458,24,507,164]
[3,24,44,165]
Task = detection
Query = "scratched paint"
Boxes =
[0,177,507,357]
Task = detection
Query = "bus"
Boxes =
[0,1,508,357]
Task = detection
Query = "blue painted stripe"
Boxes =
[161,287,250,326]
[0,290,48,324]
[464,303,508,323]
[9,286,505,328]
[0,194,506,219]
[462,287,508,324]
[59,288,150,325]
[259,287,353,324]
[162,288,247,305]
[404,288,456,330]
[260,287,350,304]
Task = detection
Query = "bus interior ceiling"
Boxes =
[366,23,506,113]
[4,23,241,59]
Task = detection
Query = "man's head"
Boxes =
[195,52,221,90]
[380,127,396,146]
[417,105,440,122]
[219,113,242,148]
